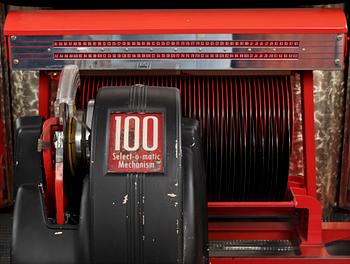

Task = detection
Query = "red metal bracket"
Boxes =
[55,162,64,224]
[291,187,324,256]
[301,71,317,198]
[41,117,62,219]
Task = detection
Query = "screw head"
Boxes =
[10,35,16,41]
[337,34,343,41]
[13,59,19,65]
[335,58,341,65]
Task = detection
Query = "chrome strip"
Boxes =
[9,34,345,70]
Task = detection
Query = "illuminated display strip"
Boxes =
[53,40,300,48]
[53,52,299,60]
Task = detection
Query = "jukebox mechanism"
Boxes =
[4,8,350,264]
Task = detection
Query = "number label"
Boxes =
[108,113,164,173]
[114,116,159,152]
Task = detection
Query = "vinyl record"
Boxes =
[246,79,253,201]
[264,77,271,200]
[257,77,265,201]
[241,78,248,201]
[247,79,256,201]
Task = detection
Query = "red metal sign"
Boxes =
[108,113,164,173]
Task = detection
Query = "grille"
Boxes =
[78,74,293,201]
[209,240,298,257]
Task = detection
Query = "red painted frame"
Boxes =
[3,9,347,35]
[4,8,350,263]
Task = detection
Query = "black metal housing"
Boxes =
[13,116,43,197]
[12,86,207,264]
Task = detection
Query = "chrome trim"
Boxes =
[9,34,345,70]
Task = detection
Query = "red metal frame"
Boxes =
[323,222,350,243]
[55,162,64,224]
[3,9,347,36]
[6,7,350,263]
[301,71,317,198]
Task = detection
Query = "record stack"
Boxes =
[77,74,294,201]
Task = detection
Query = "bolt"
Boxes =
[10,35,16,41]
[52,72,58,77]
[125,48,129,52]
[248,48,252,52]
[337,34,343,41]
[174,48,177,51]
[335,58,341,65]
[13,59,19,65]
[199,48,202,52]
[302,48,306,51]
[150,48,153,52]
[101,48,105,51]
[47,48,51,52]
